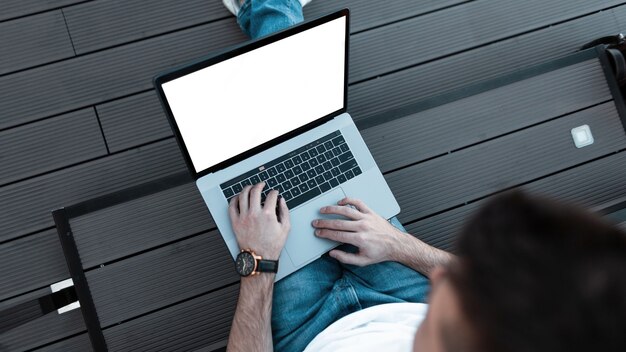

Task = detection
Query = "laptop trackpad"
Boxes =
[285,187,347,266]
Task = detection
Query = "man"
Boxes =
[225,183,626,352]
[221,1,626,350]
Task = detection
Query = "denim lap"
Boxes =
[272,217,431,351]
[272,255,359,352]
[238,0,303,39]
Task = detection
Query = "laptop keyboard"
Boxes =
[220,131,362,209]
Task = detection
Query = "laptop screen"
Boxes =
[161,15,347,174]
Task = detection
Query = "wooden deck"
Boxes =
[2,0,626,350]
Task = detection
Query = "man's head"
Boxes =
[414,191,626,352]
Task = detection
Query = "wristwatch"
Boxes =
[235,249,279,277]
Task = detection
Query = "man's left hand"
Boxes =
[229,181,291,260]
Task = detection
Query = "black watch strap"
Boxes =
[257,259,279,273]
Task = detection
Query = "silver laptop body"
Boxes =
[155,9,399,280]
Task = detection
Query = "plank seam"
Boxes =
[0,57,71,79]
[350,0,475,35]
[82,227,216,272]
[381,99,614,176]
[0,150,109,189]
[92,107,110,154]
[99,281,239,330]
[71,16,232,56]
[0,3,622,133]
[350,2,626,86]
[0,226,55,247]
[0,15,229,80]
[0,88,154,134]
[0,131,171,190]
[60,9,77,56]
[1,284,61,306]
[401,149,626,229]
[23,330,88,352]
[0,0,95,25]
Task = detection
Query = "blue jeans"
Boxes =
[272,217,431,352]
[238,0,304,39]
[236,3,430,350]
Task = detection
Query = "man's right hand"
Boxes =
[311,197,406,266]
[312,197,452,277]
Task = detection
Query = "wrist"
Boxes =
[388,228,410,262]
[389,231,454,278]
[388,229,429,263]
[241,272,275,289]
[236,249,280,277]
[238,246,281,261]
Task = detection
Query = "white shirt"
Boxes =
[304,303,428,352]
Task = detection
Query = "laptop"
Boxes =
[154,9,399,280]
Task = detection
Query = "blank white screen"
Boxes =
[162,16,346,173]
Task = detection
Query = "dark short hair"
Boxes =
[448,191,626,352]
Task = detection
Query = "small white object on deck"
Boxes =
[50,278,81,314]
[571,125,594,148]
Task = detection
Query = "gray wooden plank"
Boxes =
[103,284,238,351]
[306,0,470,34]
[405,150,626,253]
[349,0,625,83]
[408,204,478,252]
[0,10,74,76]
[2,1,618,131]
[71,182,214,268]
[0,288,85,351]
[522,152,626,209]
[0,108,107,186]
[94,1,469,152]
[0,138,185,243]
[404,202,479,252]
[0,229,68,301]
[351,5,626,121]
[86,229,237,327]
[0,18,246,131]
[34,333,93,352]
[0,0,90,22]
[92,4,626,153]
[388,102,626,224]
[64,0,230,54]
[363,59,611,173]
[97,91,171,152]
[193,340,228,352]
[607,208,626,224]
[65,0,468,55]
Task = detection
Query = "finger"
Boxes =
[320,205,363,220]
[278,197,291,228]
[264,190,279,218]
[328,249,368,266]
[338,197,372,214]
[239,185,252,213]
[228,195,240,219]
[312,218,360,232]
[249,182,265,211]
[315,229,362,246]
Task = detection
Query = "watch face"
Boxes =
[236,251,256,276]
